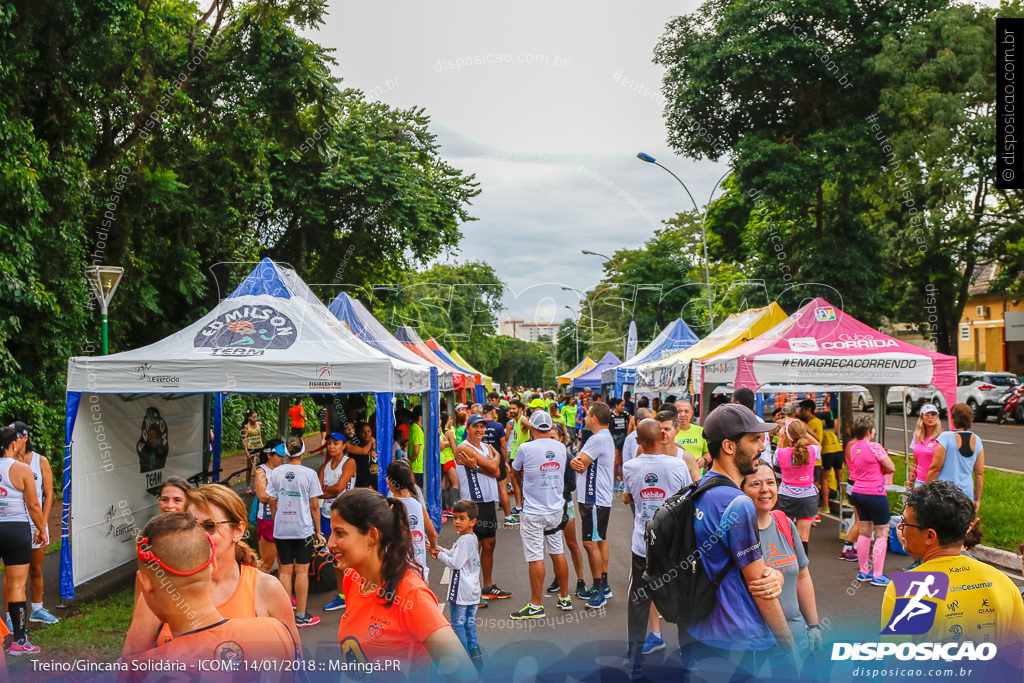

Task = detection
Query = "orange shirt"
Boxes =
[157,564,258,646]
[337,568,449,673]
[126,617,297,682]
[289,405,305,429]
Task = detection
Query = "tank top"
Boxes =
[395,496,429,581]
[776,445,821,498]
[244,422,263,451]
[912,436,939,483]
[0,458,29,523]
[256,464,273,521]
[321,456,352,518]
[440,431,455,465]
[157,564,259,645]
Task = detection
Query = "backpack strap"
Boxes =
[694,475,740,587]
[770,509,796,551]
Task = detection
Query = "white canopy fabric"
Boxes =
[66,259,432,395]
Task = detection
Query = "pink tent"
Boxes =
[698,297,957,419]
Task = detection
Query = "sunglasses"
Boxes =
[196,519,237,534]
[136,528,216,576]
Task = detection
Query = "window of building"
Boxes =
[960,324,970,341]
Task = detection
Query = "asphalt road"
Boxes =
[875,411,1024,473]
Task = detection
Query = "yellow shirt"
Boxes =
[805,416,824,444]
[821,429,841,454]
[674,424,708,459]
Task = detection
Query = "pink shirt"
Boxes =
[847,439,889,495]
[912,436,939,483]
[775,445,821,498]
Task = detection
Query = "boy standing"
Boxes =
[433,500,483,671]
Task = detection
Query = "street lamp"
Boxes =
[85,266,125,354]
[637,152,729,330]
[564,305,579,366]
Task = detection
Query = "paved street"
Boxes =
[875,412,1024,473]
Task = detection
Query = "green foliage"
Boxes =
[482,336,557,389]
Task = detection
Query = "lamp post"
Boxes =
[85,266,125,354]
[564,305,579,366]
[636,153,729,330]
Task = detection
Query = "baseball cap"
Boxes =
[9,421,29,439]
[467,414,486,426]
[274,440,307,458]
[703,404,776,442]
[529,411,554,431]
[920,404,939,415]
[326,431,348,442]
[528,398,546,409]
[455,403,467,411]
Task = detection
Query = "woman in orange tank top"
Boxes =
[122,485,300,657]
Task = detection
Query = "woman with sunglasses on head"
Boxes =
[242,409,263,494]
[0,425,47,656]
[122,485,299,658]
[329,489,476,682]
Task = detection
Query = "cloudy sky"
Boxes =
[307,0,724,325]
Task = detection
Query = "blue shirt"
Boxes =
[936,430,982,501]
[687,472,775,651]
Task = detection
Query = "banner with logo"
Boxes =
[70,393,205,585]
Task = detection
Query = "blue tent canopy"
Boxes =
[570,351,622,392]
[601,319,699,397]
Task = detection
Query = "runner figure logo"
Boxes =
[136,407,169,473]
[882,572,950,635]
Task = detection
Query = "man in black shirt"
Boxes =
[608,397,629,491]
[481,403,515,524]
[488,391,508,425]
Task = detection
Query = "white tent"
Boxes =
[60,259,438,596]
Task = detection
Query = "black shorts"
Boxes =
[776,494,818,520]
[821,450,845,471]
[275,535,315,565]
[498,456,508,481]
[849,491,891,526]
[579,503,611,542]
[473,501,498,540]
[414,473,424,489]
[611,434,627,450]
[290,427,304,438]
[0,522,32,566]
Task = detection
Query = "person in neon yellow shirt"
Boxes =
[673,399,709,468]
[408,406,425,489]
[562,398,578,445]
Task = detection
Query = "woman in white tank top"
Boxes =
[318,434,357,610]
[386,459,438,583]
[12,423,58,625]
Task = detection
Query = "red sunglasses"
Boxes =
[137,530,216,576]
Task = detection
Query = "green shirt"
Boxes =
[563,405,577,426]
[509,419,530,460]
[408,423,425,474]
[674,424,708,460]
[456,425,466,445]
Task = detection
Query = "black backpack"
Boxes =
[643,475,739,625]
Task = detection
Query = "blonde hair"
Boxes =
[188,484,258,567]
[913,412,943,445]
[786,419,812,467]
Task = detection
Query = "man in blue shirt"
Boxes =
[684,404,798,678]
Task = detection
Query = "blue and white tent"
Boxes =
[601,319,699,398]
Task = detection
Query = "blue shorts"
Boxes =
[320,514,332,539]
[849,491,890,526]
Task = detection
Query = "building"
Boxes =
[957,263,1024,374]
[498,316,560,343]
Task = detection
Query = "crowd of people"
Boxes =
[0,383,1020,682]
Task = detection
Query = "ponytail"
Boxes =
[386,459,422,500]
[787,420,811,466]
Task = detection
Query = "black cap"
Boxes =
[703,404,775,442]
[10,421,29,439]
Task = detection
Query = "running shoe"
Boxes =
[8,639,42,656]
[546,578,561,594]
[603,584,613,599]
[29,607,59,624]
[902,559,922,571]
[557,596,572,611]
[246,488,254,495]
[510,604,545,620]
[511,506,523,515]
[856,572,873,582]
[504,515,519,526]
[586,589,607,609]
[481,584,512,600]
[469,647,484,672]
[812,514,821,526]
[323,595,346,611]
[295,613,321,628]
[575,580,590,599]
[291,595,297,609]
[641,632,666,655]
[871,574,892,587]
[838,548,858,562]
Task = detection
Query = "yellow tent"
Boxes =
[557,356,597,387]
[634,303,787,395]
[449,349,493,392]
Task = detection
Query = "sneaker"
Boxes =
[557,596,572,611]
[902,559,922,571]
[586,590,607,609]
[546,578,561,594]
[603,584,613,599]
[469,647,484,672]
[575,580,590,600]
[856,572,873,582]
[504,515,519,525]
[290,595,297,609]
[7,639,42,656]
[478,601,489,609]
[511,506,523,515]
[641,632,666,655]
[838,548,858,562]
[871,574,892,587]
[324,595,346,611]
[294,613,321,628]
[510,604,545,620]
[29,607,59,624]
[246,488,254,495]
[812,514,821,525]
[481,584,512,600]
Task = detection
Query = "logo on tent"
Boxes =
[136,407,169,474]
[788,337,820,352]
[318,364,334,378]
[814,307,837,322]
[194,306,296,355]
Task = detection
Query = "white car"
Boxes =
[957,371,1020,421]
[885,386,944,417]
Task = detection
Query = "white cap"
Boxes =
[529,411,554,431]
[920,404,939,415]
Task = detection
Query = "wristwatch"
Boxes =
[808,624,820,630]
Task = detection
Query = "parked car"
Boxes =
[855,391,874,412]
[956,371,1020,421]
[885,385,944,416]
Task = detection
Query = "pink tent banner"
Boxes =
[699,297,957,410]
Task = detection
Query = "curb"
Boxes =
[973,544,1022,574]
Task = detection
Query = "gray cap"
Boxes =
[529,411,553,431]
[703,403,775,442]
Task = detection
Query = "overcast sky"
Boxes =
[307,0,726,327]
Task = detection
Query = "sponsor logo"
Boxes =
[409,515,418,526]
[831,642,996,662]
[644,473,658,485]
[545,450,556,460]
[946,600,964,619]
[882,572,949,635]
[788,337,819,352]
[640,488,665,500]
[949,624,963,640]
[135,363,153,379]
[136,407,169,474]
[411,530,424,543]
[540,462,560,472]
[318,363,334,378]
[820,338,898,350]
[285,472,296,481]
[194,305,296,353]
[215,641,244,664]
[815,306,837,322]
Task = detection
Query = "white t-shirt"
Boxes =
[622,431,640,465]
[267,462,323,539]
[456,440,499,503]
[622,454,691,557]
[578,428,615,507]
[395,496,429,582]
[512,438,567,515]
[437,533,481,605]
